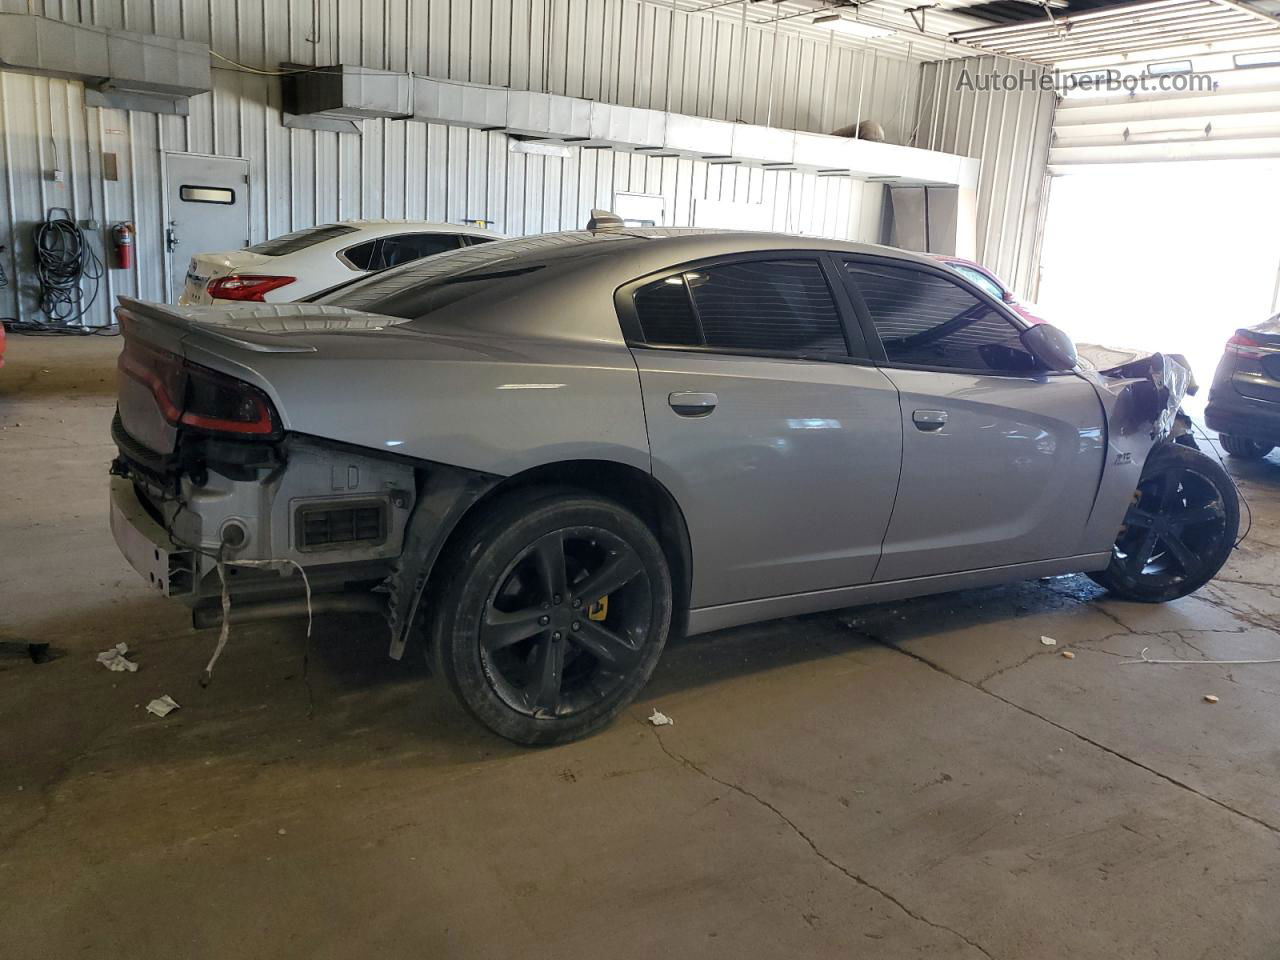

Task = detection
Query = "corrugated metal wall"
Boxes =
[913,55,1055,300]
[0,0,924,327]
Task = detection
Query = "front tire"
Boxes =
[430,488,672,745]
[1219,434,1273,459]
[1089,442,1238,603]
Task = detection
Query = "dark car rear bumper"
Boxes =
[1204,391,1280,447]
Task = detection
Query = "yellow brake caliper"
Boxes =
[587,596,609,621]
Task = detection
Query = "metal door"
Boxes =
[873,368,1106,582]
[164,153,250,302]
[634,350,904,609]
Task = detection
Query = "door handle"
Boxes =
[669,392,718,417]
[912,409,948,431]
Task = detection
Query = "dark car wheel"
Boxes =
[430,488,672,746]
[1218,434,1273,459]
[1089,442,1239,603]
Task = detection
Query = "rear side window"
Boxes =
[377,233,462,268]
[247,224,359,256]
[633,259,848,356]
[342,240,379,271]
[846,261,1041,373]
[633,276,702,345]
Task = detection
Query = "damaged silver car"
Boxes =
[109,229,1238,744]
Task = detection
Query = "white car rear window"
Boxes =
[247,224,359,256]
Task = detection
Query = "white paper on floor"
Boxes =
[1040,636,1058,646]
[146,695,180,718]
[648,709,674,727]
[96,642,138,673]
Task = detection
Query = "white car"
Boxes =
[177,219,501,305]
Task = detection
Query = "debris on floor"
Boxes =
[1204,694,1220,704]
[1040,636,1058,646]
[145,695,180,718]
[96,642,138,673]
[648,709,674,727]
[1062,651,1076,660]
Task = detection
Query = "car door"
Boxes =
[620,254,904,609]
[840,256,1107,582]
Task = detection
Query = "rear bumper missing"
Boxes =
[110,476,196,597]
[109,419,502,656]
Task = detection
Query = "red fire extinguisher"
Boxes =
[111,221,134,270]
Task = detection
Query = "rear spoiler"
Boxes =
[115,297,395,354]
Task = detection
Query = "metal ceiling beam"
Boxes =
[1002,24,1276,59]
[949,0,1280,65]
[999,10,1246,53]
[952,0,1203,42]
[1005,19,1269,55]
[1216,0,1280,27]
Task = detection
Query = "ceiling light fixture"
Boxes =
[812,13,895,39]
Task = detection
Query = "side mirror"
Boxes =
[1020,323,1078,372]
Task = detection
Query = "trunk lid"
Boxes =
[114,298,398,456]
[179,250,277,305]
[1228,319,1280,405]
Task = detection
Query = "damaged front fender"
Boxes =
[1077,344,1192,444]
[1077,346,1193,554]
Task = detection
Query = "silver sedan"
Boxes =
[109,228,1238,744]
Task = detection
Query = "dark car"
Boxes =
[1205,315,1280,458]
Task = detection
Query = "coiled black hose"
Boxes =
[32,209,105,325]
[3,209,113,335]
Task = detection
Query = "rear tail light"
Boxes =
[1226,330,1265,358]
[207,274,296,302]
[118,338,281,438]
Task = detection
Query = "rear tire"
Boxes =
[430,487,672,746]
[1088,442,1238,603]
[1219,434,1273,459]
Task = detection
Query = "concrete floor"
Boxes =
[3,334,1280,960]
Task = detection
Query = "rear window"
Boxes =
[247,224,359,257]
[315,231,638,319]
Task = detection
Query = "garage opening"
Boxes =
[1038,160,1280,406]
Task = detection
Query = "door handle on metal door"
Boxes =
[912,409,948,431]
[669,392,718,417]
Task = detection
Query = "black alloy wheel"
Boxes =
[481,526,652,719]
[431,488,672,745]
[1089,442,1239,602]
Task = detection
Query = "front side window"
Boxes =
[632,259,848,356]
[846,260,1042,374]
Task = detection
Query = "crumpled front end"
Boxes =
[1080,346,1192,444]
[1077,348,1194,555]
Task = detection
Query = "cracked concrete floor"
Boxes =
[3,335,1280,959]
